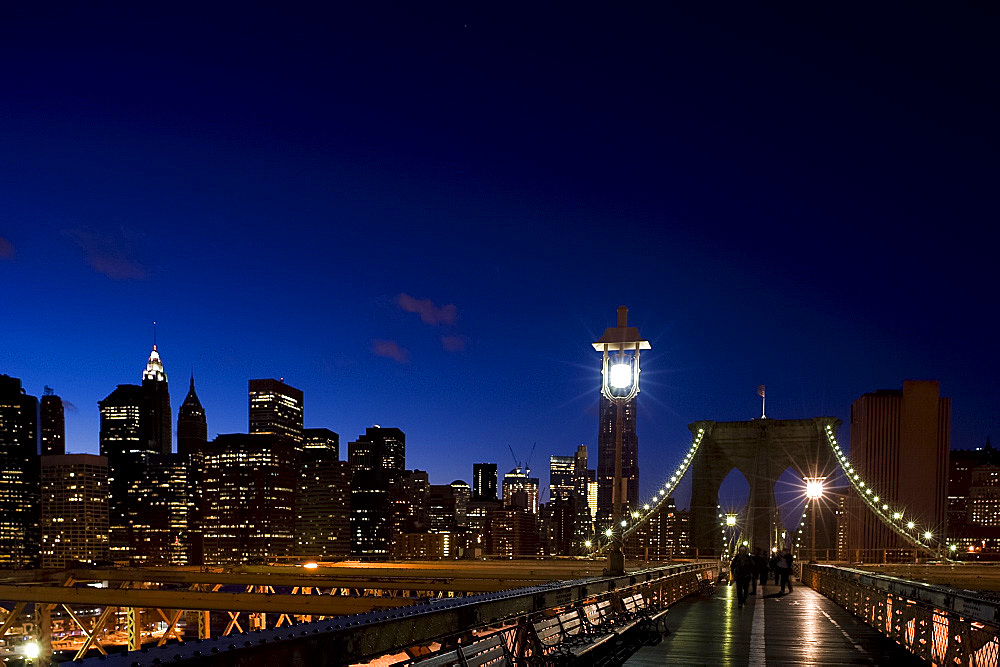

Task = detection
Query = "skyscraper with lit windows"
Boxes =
[597,395,639,522]
[249,378,304,445]
[0,374,40,568]
[40,387,65,456]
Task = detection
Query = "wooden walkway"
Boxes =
[626,578,927,666]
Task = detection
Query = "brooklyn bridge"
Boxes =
[0,417,992,665]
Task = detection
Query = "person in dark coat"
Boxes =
[776,549,795,593]
[752,547,769,593]
[730,545,754,608]
[769,550,779,585]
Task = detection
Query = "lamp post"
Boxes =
[804,477,825,562]
[593,306,650,575]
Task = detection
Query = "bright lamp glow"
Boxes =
[585,540,592,548]
[23,642,39,659]
[302,561,318,569]
[609,363,632,389]
[726,515,737,526]
[907,521,916,529]
[605,528,614,537]
[924,531,932,540]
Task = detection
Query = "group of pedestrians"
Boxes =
[728,545,795,608]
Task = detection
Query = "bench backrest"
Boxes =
[596,600,615,624]
[557,609,586,638]
[532,615,563,649]
[412,649,462,666]
[460,633,513,667]
[583,602,602,627]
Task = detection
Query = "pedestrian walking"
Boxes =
[730,545,754,608]
[753,547,769,593]
[769,550,779,585]
[776,549,794,594]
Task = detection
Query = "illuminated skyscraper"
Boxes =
[40,387,65,456]
[202,433,297,564]
[40,454,109,567]
[249,378,303,445]
[502,467,539,514]
[473,463,498,501]
[142,345,171,455]
[597,394,639,522]
[296,428,350,559]
[0,374,40,568]
[549,455,575,501]
[348,426,405,559]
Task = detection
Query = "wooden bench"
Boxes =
[531,608,616,663]
[411,633,514,667]
[620,592,670,643]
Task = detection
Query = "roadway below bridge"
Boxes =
[626,578,926,666]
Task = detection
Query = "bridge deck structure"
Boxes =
[626,575,925,666]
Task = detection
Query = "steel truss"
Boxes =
[69,561,716,665]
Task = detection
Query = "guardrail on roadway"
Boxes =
[803,563,1000,666]
[81,561,716,666]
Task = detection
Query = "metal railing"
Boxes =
[81,561,716,665]
[803,563,1000,666]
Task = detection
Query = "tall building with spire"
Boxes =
[100,344,187,563]
[177,375,207,456]
[142,345,171,455]
[40,386,65,456]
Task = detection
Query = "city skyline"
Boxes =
[1,4,997,504]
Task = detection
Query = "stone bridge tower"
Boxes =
[689,417,840,554]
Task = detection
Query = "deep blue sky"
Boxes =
[2,4,997,511]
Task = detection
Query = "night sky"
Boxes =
[2,4,997,512]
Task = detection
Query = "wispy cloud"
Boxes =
[0,236,14,259]
[63,228,149,280]
[441,335,468,352]
[373,339,410,364]
[397,293,458,326]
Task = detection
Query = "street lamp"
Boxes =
[593,306,650,575]
[804,477,825,562]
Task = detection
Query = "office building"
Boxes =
[450,480,470,528]
[40,454,109,567]
[202,433,297,564]
[40,387,65,456]
[296,430,350,560]
[549,455,575,501]
[473,463,498,501]
[142,345,171,454]
[348,426,406,558]
[249,378,304,445]
[597,395,639,522]
[177,375,208,456]
[490,507,540,558]
[847,380,950,554]
[502,467,539,514]
[303,427,339,461]
[0,374,40,568]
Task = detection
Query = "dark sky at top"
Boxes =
[1,3,997,512]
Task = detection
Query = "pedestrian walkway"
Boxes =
[625,578,927,666]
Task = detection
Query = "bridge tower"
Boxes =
[689,417,840,555]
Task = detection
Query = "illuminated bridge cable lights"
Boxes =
[821,423,947,559]
[595,428,706,553]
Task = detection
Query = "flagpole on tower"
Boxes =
[758,384,766,419]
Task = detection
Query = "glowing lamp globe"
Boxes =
[924,531,932,540]
[609,363,632,389]
[605,528,613,537]
[23,642,40,659]
[805,477,825,500]
[726,515,737,527]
